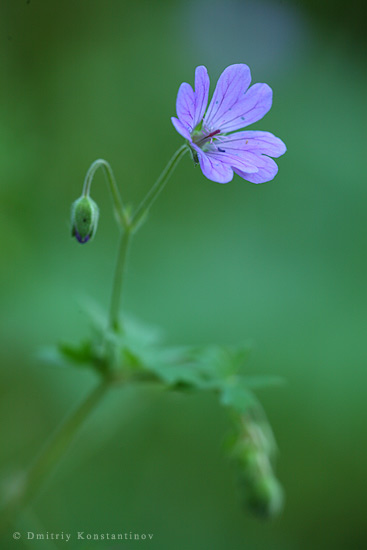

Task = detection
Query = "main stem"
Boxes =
[109,228,132,332]
[0,146,189,533]
[108,144,188,331]
[0,378,111,534]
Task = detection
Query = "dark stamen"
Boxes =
[207,129,221,139]
[196,128,221,146]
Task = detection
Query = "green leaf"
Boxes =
[220,382,256,413]
[56,339,108,374]
[59,340,95,365]
[140,343,251,392]
[37,346,73,369]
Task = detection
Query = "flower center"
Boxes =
[192,128,221,150]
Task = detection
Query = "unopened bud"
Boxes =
[71,196,99,244]
[247,475,284,519]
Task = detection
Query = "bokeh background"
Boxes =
[1,1,366,548]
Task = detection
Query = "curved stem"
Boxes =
[109,228,132,332]
[132,144,188,226]
[83,159,129,230]
[1,146,190,533]
[0,378,111,534]
[107,145,188,331]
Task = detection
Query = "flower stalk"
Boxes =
[131,144,188,228]
[82,159,130,231]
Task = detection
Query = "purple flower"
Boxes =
[171,64,286,184]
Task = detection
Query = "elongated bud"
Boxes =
[228,411,284,519]
[71,196,99,244]
[246,474,284,519]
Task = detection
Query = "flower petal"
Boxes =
[171,117,192,141]
[218,83,273,133]
[234,154,279,184]
[204,64,252,130]
[205,148,259,174]
[192,144,234,184]
[219,131,286,157]
[176,82,195,131]
[192,66,210,129]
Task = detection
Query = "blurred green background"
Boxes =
[1,0,366,548]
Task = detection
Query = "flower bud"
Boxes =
[246,475,284,519]
[71,196,99,244]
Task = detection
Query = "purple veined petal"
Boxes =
[192,144,234,184]
[204,147,259,174]
[234,154,279,184]
[171,117,192,141]
[192,65,210,129]
[218,83,273,133]
[220,131,287,158]
[176,82,195,131]
[204,64,252,131]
